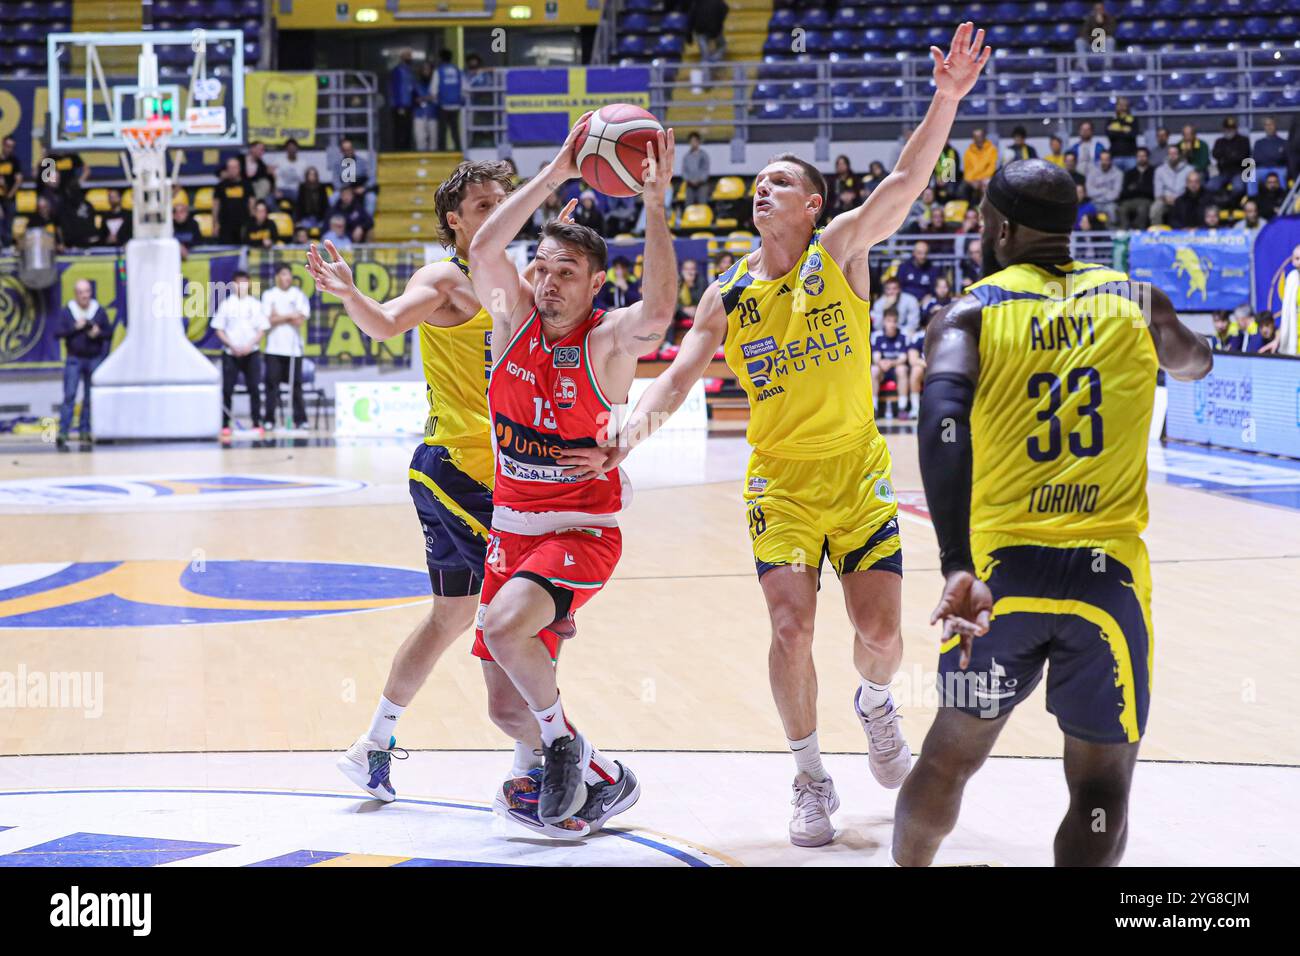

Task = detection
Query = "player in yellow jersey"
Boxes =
[307,162,595,836]
[895,159,1212,866]
[560,24,991,846]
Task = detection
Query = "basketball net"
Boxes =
[122,120,175,240]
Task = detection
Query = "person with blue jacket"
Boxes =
[55,279,112,449]
[433,50,464,152]
[390,48,417,151]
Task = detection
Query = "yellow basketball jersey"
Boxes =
[969,261,1158,540]
[419,255,493,480]
[720,231,878,459]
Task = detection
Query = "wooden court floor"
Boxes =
[2,429,1296,771]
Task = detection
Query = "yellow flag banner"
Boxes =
[247,73,318,146]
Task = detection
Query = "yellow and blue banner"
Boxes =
[1127,229,1252,311]
[504,67,650,144]
[247,72,319,146]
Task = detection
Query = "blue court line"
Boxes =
[1213,486,1300,510]
[246,849,348,867]
[0,789,717,867]
[0,831,235,867]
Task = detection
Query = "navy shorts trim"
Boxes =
[408,443,493,595]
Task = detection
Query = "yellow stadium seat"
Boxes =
[195,213,214,238]
[1146,224,1171,231]
[12,217,26,240]
[1230,208,1245,221]
[86,188,111,212]
[712,176,746,202]
[690,231,715,240]
[16,190,35,214]
[943,199,969,223]
[680,204,714,229]
[270,211,294,237]
[170,189,187,208]
[725,230,755,255]
[193,187,214,212]
[675,181,686,203]
[122,191,133,210]
[614,233,636,242]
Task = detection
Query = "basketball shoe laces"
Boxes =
[865,704,903,757]
[791,777,836,826]
[368,741,410,786]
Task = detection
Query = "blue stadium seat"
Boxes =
[1122,0,1153,16]
[1277,15,1300,36]
[14,21,39,41]
[802,8,832,28]
[834,6,868,28]
[862,27,887,49]
[1209,90,1241,111]
[11,44,38,66]
[863,98,900,117]
[1243,16,1272,38]
[1185,0,1213,16]
[763,31,791,55]
[827,56,869,78]
[1153,0,1180,14]
[989,24,1014,47]
[241,0,262,14]
[964,97,990,116]
[1220,0,1247,14]
[1175,19,1203,42]
[771,9,797,30]
[993,2,1020,22]
[832,98,859,119]
[1070,95,1102,113]
[891,26,919,50]
[1020,23,1046,45]
[1166,91,1206,111]
[754,100,792,120]
[616,35,648,58]
[1049,22,1076,44]
[830,28,863,52]
[1115,20,1143,42]
[965,3,989,21]
[1029,74,1058,94]
[621,13,650,31]
[623,0,655,9]
[49,0,71,15]
[1163,71,1194,90]
[1206,18,1235,40]
[805,30,833,54]
[753,81,780,101]
[1254,0,1281,11]
[1198,70,1234,89]
[1251,89,1281,109]
[663,12,688,32]
[995,55,1039,74]
[995,93,1022,114]
[925,26,949,47]
[1067,73,1099,93]
[1278,86,1300,109]
[830,80,857,98]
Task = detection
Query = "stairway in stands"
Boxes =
[664,0,772,143]
[372,152,464,243]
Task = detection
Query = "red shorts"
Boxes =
[471,524,623,662]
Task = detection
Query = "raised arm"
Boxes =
[557,282,726,479]
[307,240,467,338]
[821,23,990,260]
[596,129,678,356]
[1145,283,1213,380]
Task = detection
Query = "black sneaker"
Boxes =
[576,761,641,833]
[538,732,591,824]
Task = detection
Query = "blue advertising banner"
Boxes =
[1165,351,1300,459]
[504,67,650,145]
[1251,214,1300,314]
[1127,229,1252,311]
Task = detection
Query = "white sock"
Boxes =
[909,393,919,412]
[531,693,571,747]
[367,695,405,746]
[789,730,829,782]
[585,747,621,786]
[511,741,543,776]
[858,678,893,715]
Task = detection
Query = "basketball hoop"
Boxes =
[122,121,175,240]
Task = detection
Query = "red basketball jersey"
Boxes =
[488,307,624,515]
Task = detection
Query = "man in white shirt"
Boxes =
[261,263,312,431]
[211,269,270,435]
[273,138,309,204]
[869,276,921,334]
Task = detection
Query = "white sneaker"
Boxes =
[854,689,912,789]
[491,768,592,839]
[789,772,840,847]
[336,734,407,802]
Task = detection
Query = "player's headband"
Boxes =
[986,166,1077,235]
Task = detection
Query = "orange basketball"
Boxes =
[572,104,664,197]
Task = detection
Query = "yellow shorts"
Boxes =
[742,435,901,578]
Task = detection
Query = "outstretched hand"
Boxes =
[931,22,992,99]
[306,240,354,298]
[639,127,676,203]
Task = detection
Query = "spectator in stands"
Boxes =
[1178,124,1210,176]
[861,161,889,197]
[1153,127,1171,153]
[959,238,983,288]
[1171,170,1212,229]
[689,0,729,69]
[261,263,312,432]
[1256,312,1278,354]
[26,195,56,238]
[44,150,90,208]
[1068,121,1104,178]
[172,201,202,256]
[712,251,735,280]
[830,185,861,220]
[956,207,980,241]
[919,205,956,256]
[244,199,280,248]
[413,62,437,152]
[434,49,465,152]
[329,138,374,217]
[920,274,954,328]
[1044,135,1066,168]
[273,139,307,205]
[213,156,253,245]
[1077,2,1117,65]
[1086,151,1122,225]
[1230,308,1265,353]
[898,240,943,303]
[1002,126,1037,165]
[906,186,938,230]
[0,136,21,252]
[605,194,638,236]
[677,259,706,322]
[573,189,606,235]
[1209,311,1236,351]
[54,278,112,449]
[324,215,353,250]
[1151,146,1190,226]
[1235,200,1266,237]
[871,276,920,334]
[98,188,132,247]
[390,48,418,151]
[1209,117,1251,199]
[1200,205,1222,231]
[1062,152,1085,187]
[963,127,998,201]
[1107,98,1138,172]
[1117,147,1155,230]
[295,167,331,232]
[533,191,566,236]
[243,142,274,200]
[1256,172,1287,221]
[57,185,100,250]
[1075,184,1100,231]
[830,154,861,201]
[1253,116,1287,178]
[212,270,269,436]
[597,255,641,311]
[871,309,911,419]
[933,141,962,201]
[293,226,310,244]
[682,133,711,207]
[332,185,373,242]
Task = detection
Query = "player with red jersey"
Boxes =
[468,122,676,826]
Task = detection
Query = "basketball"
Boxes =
[572,104,665,197]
